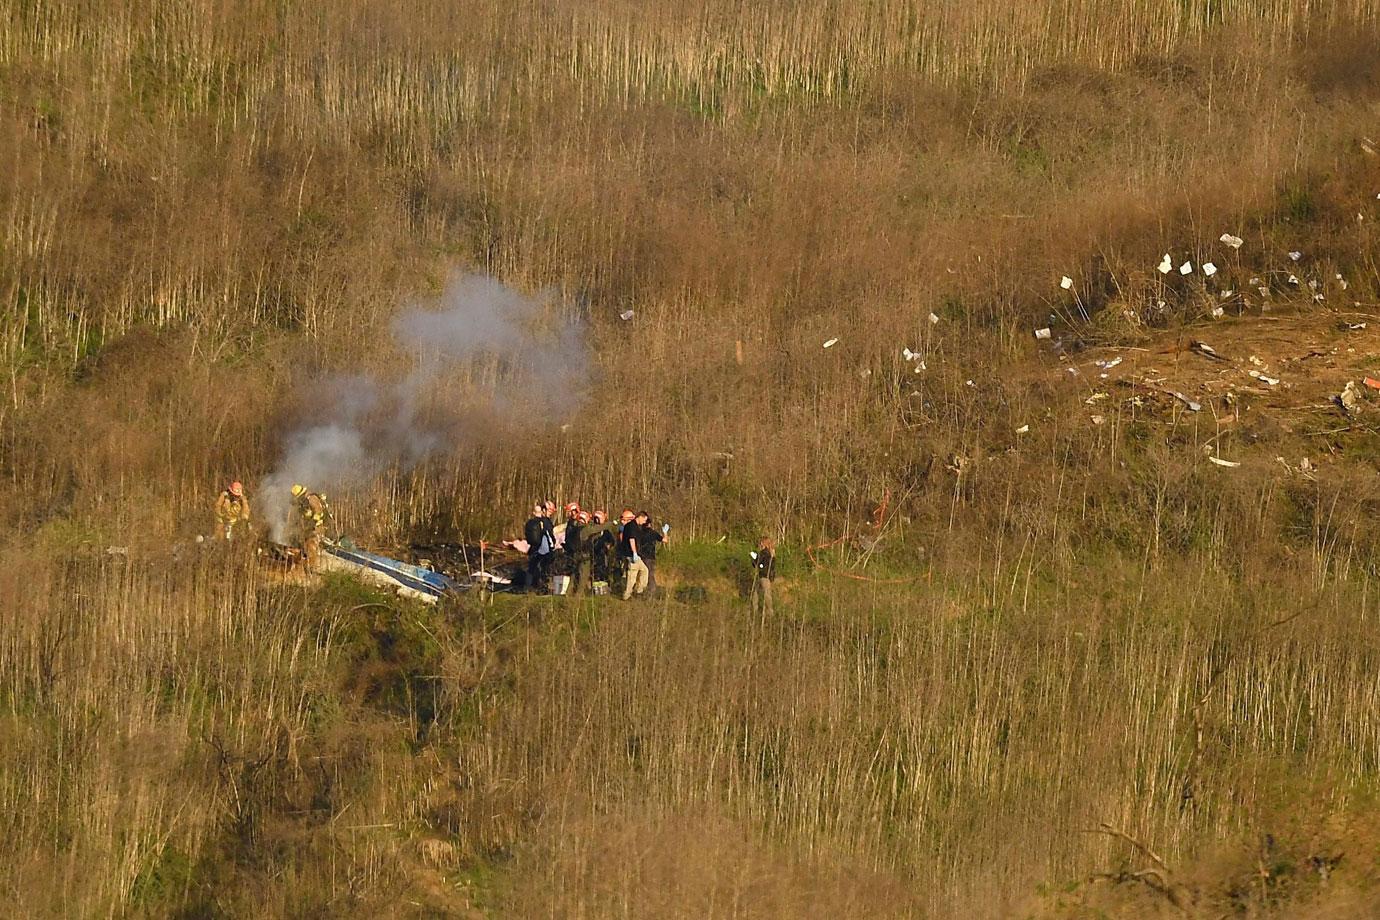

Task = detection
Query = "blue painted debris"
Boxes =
[321,538,462,603]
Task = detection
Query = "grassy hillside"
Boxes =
[7,1,1380,916]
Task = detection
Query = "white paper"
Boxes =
[1203,262,1217,276]
[1180,261,1194,275]
[1219,233,1244,249]
[1208,456,1241,468]
[1015,425,1029,434]
[1034,327,1052,340]
[1060,276,1073,290]
[1158,253,1173,274]
[619,309,635,321]
[929,312,940,325]
[1288,251,1302,261]
[823,338,839,348]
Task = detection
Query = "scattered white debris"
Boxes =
[1034,327,1052,340]
[1158,253,1173,274]
[619,309,635,321]
[965,379,975,387]
[1248,370,1280,386]
[1258,286,1271,297]
[1220,289,1234,298]
[823,337,839,348]
[1336,273,1349,290]
[859,368,872,378]
[1211,306,1225,318]
[929,312,940,325]
[902,347,917,360]
[1287,274,1299,285]
[1208,456,1241,468]
[1016,424,1030,434]
[1337,381,1361,414]
[1190,341,1223,360]
[1315,293,1326,302]
[1172,392,1202,412]
[1066,367,1078,375]
[1090,415,1106,426]
[1220,233,1244,249]
[1249,355,1264,367]
[1094,356,1123,369]
[914,362,926,372]
[749,551,758,560]
[1060,276,1074,290]
[1085,392,1109,405]
[1308,279,1319,290]
[1180,260,1194,275]
[1288,251,1302,261]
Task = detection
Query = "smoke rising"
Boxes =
[261,274,589,541]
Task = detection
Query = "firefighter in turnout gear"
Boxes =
[291,483,330,572]
[213,481,250,540]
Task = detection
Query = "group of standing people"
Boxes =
[522,501,667,600]
[214,479,775,608]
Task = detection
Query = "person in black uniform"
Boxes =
[585,510,616,588]
[565,510,588,594]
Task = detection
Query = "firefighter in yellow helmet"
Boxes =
[291,483,330,572]
[213,480,250,540]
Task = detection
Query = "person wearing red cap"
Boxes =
[213,481,251,540]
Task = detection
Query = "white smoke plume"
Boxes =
[261,274,589,541]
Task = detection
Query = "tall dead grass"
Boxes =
[445,560,1380,917]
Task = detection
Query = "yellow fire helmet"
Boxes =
[291,483,306,496]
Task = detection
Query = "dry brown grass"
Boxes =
[6,1,1380,916]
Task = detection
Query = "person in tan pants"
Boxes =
[750,537,776,616]
[618,509,648,600]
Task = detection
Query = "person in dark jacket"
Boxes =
[636,511,666,595]
[561,502,582,560]
[523,502,555,591]
[750,537,776,616]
